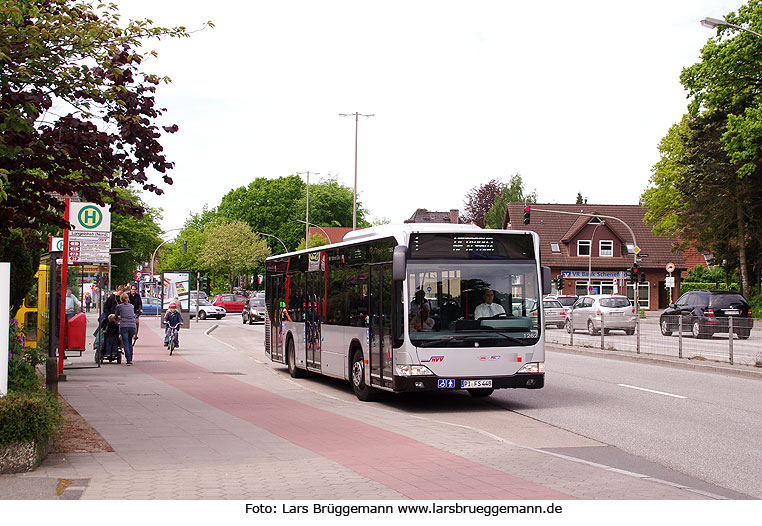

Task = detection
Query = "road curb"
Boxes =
[547,342,762,380]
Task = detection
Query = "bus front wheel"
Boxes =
[351,349,377,401]
[287,339,305,378]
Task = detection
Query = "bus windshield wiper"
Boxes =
[415,333,529,347]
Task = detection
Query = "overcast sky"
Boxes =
[116,0,743,232]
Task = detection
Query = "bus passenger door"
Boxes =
[369,263,393,389]
[305,271,323,370]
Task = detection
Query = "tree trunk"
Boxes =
[736,197,750,298]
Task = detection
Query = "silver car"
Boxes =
[565,295,637,335]
[542,299,567,329]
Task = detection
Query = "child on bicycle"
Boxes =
[163,302,184,348]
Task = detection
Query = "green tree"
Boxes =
[0,229,41,316]
[644,1,762,298]
[200,220,270,292]
[483,175,538,229]
[0,1,210,240]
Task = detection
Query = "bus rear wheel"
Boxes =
[467,388,494,398]
[351,349,377,401]
[287,338,305,378]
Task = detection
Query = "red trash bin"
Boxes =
[66,312,87,352]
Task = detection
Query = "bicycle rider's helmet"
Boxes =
[169,302,177,308]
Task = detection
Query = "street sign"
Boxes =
[633,246,641,254]
[67,231,111,264]
[666,262,675,273]
[665,276,675,288]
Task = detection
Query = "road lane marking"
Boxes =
[618,384,687,399]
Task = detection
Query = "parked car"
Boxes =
[189,298,226,320]
[565,295,637,335]
[659,290,753,339]
[141,296,161,316]
[212,294,247,313]
[242,296,266,324]
[542,299,567,328]
[190,290,209,301]
[548,294,578,307]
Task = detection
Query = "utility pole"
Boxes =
[339,112,374,230]
[296,171,318,248]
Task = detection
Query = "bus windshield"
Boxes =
[407,260,540,348]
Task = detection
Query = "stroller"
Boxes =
[93,313,122,364]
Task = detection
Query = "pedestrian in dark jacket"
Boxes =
[102,314,120,359]
[115,293,137,365]
[127,284,143,345]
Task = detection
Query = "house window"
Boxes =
[599,240,613,257]
[577,240,591,257]
[550,243,560,253]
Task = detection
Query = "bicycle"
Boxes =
[166,323,180,355]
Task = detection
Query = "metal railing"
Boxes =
[546,315,761,367]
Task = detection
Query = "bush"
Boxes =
[750,294,762,319]
[0,391,63,446]
[680,282,740,293]
[7,319,46,394]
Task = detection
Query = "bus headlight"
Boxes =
[518,362,545,374]
[395,364,435,376]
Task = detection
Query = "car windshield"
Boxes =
[556,297,577,306]
[251,299,265,308]
[197,299,212,306]
[544,300,562,309]
[406,260,540,348]
[599,297,630,308]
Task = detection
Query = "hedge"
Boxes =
[0,391,63,447]
[680,282,740,293]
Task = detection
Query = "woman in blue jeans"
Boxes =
[115,293,137,365]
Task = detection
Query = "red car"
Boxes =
[212,294,247,313]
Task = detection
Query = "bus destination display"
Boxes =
[409,233,533,259]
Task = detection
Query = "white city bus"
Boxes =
[264,223,550,401]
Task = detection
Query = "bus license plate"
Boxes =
[461,379,492,389]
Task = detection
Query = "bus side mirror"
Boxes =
[542,266,552,295]
[393,245,407,281]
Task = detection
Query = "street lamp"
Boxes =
[255,232,288,254]
[296,171,318,248]
[701,16,762,38]
[150,228,182,296]
[296,219,330,244]
[588,220,605,295]
[339,112,374,230]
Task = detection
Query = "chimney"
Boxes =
[449,209,459,224]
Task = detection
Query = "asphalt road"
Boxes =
[491,350,762,498]
[213,315,759,499]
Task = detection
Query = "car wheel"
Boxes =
[737,328,751,340]
[692,319,706,339]
[625,329,635,336]
[588,319,598,336]
[351,349,377,401]
[660,318,672,336]
[199,311,207,320]
[566,319,573,334]
[467,388,494,398]
[287,338,306,378]
[603,329,611,335]
[242,313,247,324]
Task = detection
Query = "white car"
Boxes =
[189,298,226,320]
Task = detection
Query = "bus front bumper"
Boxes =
[393,373,544,392]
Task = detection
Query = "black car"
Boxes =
[660,290,753,339]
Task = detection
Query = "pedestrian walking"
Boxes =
[85,293,92,313]
[127,284,143,345]
[115,292,137,365]
[105,284,125,315]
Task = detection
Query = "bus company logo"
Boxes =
[77,205,103,229]
[422,355,444,363]
[478,355,501,361]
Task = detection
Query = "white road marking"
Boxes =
[618,384,687,399]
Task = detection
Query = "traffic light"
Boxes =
[630,262,640,283]
[640,270,646,283]
[555,276,565,291]
[182,239,187,254]
[523,205,531,225]
[198,276,209,294]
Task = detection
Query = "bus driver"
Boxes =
[474,289,505,319]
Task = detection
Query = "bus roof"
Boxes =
[265,223,536,261]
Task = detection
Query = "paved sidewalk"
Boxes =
[0,319,731,500]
